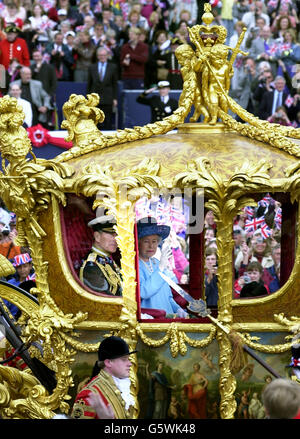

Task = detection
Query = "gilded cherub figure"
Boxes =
[202,43,232,125]
[0,96,32,167]
[175,44,209,123]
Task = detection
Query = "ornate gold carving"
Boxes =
[0,1,298,420]
[0,96,74,246]
[0,365,56,419]
[0,91,94,418]
[235,331,292,354]
[0,283,39,317]
[61,93,105,148]
[0,255,15,278]
[55,96,189,163]
[136,323,217,357]
[217,331,237,419]
[220,108,300,158]
[0,96,32,167]
[285,162,300,202]
[274,313,300,337]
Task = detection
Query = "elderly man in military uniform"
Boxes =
[79,209,122,296]
[136,80,178,123]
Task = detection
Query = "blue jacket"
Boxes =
[205,274,218,307]
[139,258,180,315]
[267,265,280,293]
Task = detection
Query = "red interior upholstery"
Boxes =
[61,203,94,272]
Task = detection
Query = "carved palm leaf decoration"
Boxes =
[0,365,55,419]
[174,157,272,219]
[73,158,162,215]
[284,162,300,203]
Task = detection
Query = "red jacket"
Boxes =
[120,41,148,79]
[0,37,30,69]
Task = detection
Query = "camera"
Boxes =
[1,224,10,236]
[243,274,251,284]
[250,26,259,36]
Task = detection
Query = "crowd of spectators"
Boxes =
[0,199,35,319]
[204,193,282,304]
[0,0,202,129]
[0,0,300,129]
[227,0,300,126]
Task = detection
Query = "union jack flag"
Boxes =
[274,207,282,229]
[156,200,171,225]
[268,44,278,55]
[41,18,56,31]
[245,216,265,233]
[12,253,32,267]
[285,95,294,108]
[243,206,254,219]
[119,1,129,20]
[261,222,272,239]
[170,204,186,232]
[40,0,55,8]
[26,272,36,281]
[280,43,291,52]
[135,197,152,221]
[94,3,102,13]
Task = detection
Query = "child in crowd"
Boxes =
[235,261,269,298]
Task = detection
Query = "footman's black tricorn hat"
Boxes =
[98,336,137,361]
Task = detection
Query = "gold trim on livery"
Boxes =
[96,369,132,419]
[71,369,133,419]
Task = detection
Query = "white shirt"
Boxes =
[112,376,135,410]
[17,97,33,127]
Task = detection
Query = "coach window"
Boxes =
[60,194,122,297]
[135,191,209,322]
[232,193,296,300]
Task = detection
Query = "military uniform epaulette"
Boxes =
[86,252,111,264]
[80,250,122,295]
[86,252,97,262]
